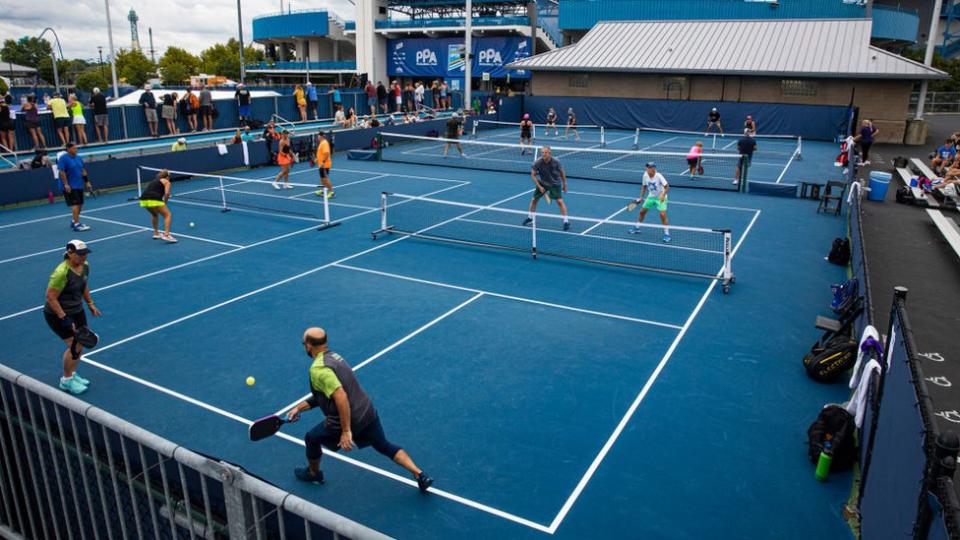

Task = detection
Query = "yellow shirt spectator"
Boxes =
[48,97,68,118]
[171,138,188,152]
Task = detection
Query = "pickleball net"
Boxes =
[472,119,606,145]
[135,166,339,229]
[634,127,802,159]
[372,192,734,290]
[377,132,747,191]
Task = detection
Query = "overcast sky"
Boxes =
[1,0,355,61]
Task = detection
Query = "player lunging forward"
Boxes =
[629,161,671,243]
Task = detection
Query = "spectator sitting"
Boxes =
[230,129,243,145]
[931,138,957,175]
[241,126,255,143]
[334,105,347,128]
[345,107,357,128]
[171,137,188,152]
[368,114,382,128]
[29,150,51,169]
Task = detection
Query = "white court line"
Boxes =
[287,166,467,185]
[546,208,761,534]
[775,150,799,184]
[565,191,760,213]
[0,229,144,265]
[82,189,533,359]
[0,200,138,229]
[0,181,471,323]
[594,136,681,170]
[334,264,683,330]
[83,216,244,248]
[76,352,551,534]
[273,292,486,417]
[579,205,629,236]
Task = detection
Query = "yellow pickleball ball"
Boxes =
[246,376,255,386]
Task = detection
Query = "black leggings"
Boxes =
[860,142,873,161]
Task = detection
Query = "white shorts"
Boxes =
[72,115,86,125]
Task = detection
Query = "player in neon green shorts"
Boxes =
[629,161,671,242]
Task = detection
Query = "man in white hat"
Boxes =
[171,137,188,151]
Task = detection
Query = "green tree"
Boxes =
[37,58,73,86]
[902,48,960,92]
[114,48,156,87]
[0,77,8,95]
[200,39,263,80]
[159,46,200,85]
[75,69,111,92]
[0,37,52,69]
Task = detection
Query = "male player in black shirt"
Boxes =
[442,113,465,158]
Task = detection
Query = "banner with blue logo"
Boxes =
[388,37,531,79]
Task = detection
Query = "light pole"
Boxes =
[465,0,472,112]
[237,0,246,84]
[104,0,121,99]
[37,27,64,94]
[97,46,105,79]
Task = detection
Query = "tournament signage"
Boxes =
[388,36,531,79]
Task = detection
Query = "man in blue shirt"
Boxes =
[57,143,92,231]
[306,82,319,120]
[931,138,957,174]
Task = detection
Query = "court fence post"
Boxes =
[531,213,537,259]
[380,192,388,231]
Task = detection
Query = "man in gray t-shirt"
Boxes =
[522,146,570,230]
[199,86,214,131]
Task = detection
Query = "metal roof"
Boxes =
[508,19,947,79]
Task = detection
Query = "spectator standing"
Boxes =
[67,94,88,145]
[48,92,71,146]
[57,143,93,231]
[414,81,425,111]
[330,85,342,110]
[22,95,45,149]
[306,82,319,120]
[0,99,15,151]
[262,121,279,162]
[199,85,214,131]
[161,92,178,135]
[439,80,449,110]
[89,88,109,143]
[392,81,402,113]
[185,89,199,132]
[365,80,377,115]
[294,84,307,122]
[235,83,252,126]
[854,119,879,166]
[431,80,440,109]
[139,86,159,137]
[404,81,414,112]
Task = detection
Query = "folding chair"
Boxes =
[818,180,847,215]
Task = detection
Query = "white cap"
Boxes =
[178,137,187,143]
[144,84,152,90]
[66,239,91,255]
[93,87,100,93]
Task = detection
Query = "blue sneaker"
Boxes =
[562,221,571,231]
[294,466,324,485]
[662,234,671,243]
[59,376,87,395]
[73,373,90,386]
[628,226,642,234]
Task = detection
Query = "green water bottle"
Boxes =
[815,435,834,482]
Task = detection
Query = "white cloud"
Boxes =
[1,0,356,61]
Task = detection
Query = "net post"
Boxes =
[738,155,749,193]
[316,187,340,231]
[531,213,538,259]
[797,136,803,160]
[218,176,229,212]
[471,120,478,139]
[379,191,388,231]
[532,123,537,140]
[600,126,606,147]
[128,167,143,201]
[376,133,384,161]
[633,128,640,149]
[722,230,734,293]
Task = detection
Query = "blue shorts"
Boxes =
[238,104,251,117]
[304,413,401,461]
[367,96,377,108]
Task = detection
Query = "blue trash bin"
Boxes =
[867,171,891,202]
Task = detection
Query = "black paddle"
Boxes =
[249,414,290,441]
[70,325,99,360]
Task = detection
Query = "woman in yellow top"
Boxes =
[314,131,334,199]
[67,94,88,145]
[294,85,307,122]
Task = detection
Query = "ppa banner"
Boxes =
[388,36,531,79]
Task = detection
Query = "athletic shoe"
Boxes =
[59,376,87,395]
[863,161,871,166]
[562,221,571,231]
[732,180,739,186]
[272,182,281,190]
[72,223,90,232]
[662,234,671,243]
[521,217,532,226]
[73,373,90,386]
[152,233,161,240]
[161,234,178,243]
[628,226,642,234]
[284,184,294,189]
[294,466,324,485]
[417,472,434,493]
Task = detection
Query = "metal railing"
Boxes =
[375,15,530,29]
[0,364,392,540]
[246,61,357,72]
[909,92,960,114]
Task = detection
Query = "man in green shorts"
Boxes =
[629,161,671,243]
[522,146,570,231]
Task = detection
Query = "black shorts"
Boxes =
[44,309,87,340]
[199,105,212,116]
[687,157,700,166]
[318,167,329,179]
[308,100,318,108]
[64,189,84,207]
[304,414,401,461]
[54,117,71,129]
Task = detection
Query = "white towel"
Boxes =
[847,179,862,204]
[846,359,882,427]
[849,325,881,389]
[217,143,228,156]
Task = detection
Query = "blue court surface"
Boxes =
[0,135,854,539]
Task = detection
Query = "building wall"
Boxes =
[531,72,913,142]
